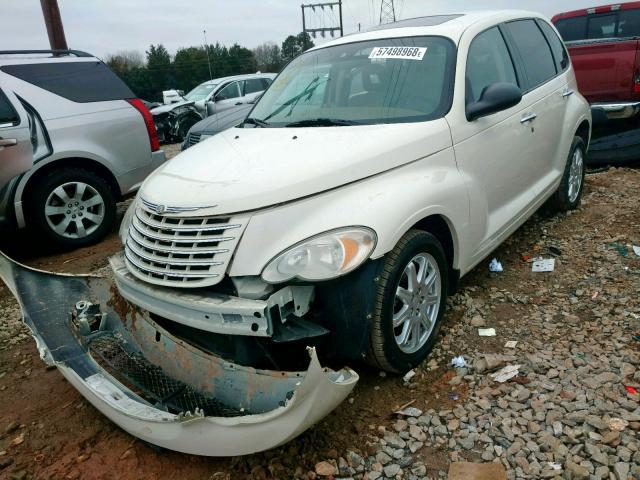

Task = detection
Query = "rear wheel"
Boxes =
[547,136,586,213]
[29,168,116,248]
[366,230,448,373]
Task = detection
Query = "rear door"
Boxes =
[503,19,572,187]
[0,85,33,189]
[241,78,267,104]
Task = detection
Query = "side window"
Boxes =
[587,13,617,39]
[538,20,570,72]
[618,10,640,37]
[0,89,19,127]
[216,82,241,101]
[261,78,272,88]
[505,20,557,90]
[466,27,518,104]
[555,16,588,41]
[243,78,265,95]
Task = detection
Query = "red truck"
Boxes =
[552,2,640,163]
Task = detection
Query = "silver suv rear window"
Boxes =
[0,61,134,103]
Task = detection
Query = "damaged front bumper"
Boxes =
[0,251,358,456]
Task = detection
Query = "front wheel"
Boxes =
[366,230,448,373]
[547,136,586,213]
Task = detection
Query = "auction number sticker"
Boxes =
[369,46,427,60]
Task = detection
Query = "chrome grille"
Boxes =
[124,204,246,288]
[187,133,201,147]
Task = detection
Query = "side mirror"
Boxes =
[466,83,522,121]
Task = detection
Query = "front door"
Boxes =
[0,86,33,189]
[211,81,242,114]
[450,26,538,257]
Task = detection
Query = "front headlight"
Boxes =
[261,227,377,283]
[119,200,136,244]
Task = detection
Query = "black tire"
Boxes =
[366,229,449,373]
[547,136,586,213]
[29,168,116,248]
[176,114,201,142]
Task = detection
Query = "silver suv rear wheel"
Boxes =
[44,181,106,239]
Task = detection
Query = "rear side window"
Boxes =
[243,78,264,95]
[466,27,518,104]
[0,62,134,103]
[0,89,19,126]
[618,9,640,37]
[588,13,617,39]
[538,20,570,72]
[505,20,557,90]
[555,16,588,41]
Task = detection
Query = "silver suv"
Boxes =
[0,50,165,247]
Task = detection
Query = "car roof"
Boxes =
[0,50,99,66]
[313,10,547,49]
[201,73,277,86]
[551,1,640,21]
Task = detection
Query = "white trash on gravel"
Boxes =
[532,258,555,272]
[489,364,521,383]
[478,328,496,337]
[489,258,503,272]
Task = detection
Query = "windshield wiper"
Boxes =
[242,117,271,128]
[285,118,359,127]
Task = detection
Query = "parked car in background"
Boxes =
[151,73,275,144]
[0,50,165,247]
[552,2,640,163]
[116,11,591,376]
[181,102,253,150]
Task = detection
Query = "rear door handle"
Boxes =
[562,88,574,98]
[0,138,17,147]
[520,113,537,124]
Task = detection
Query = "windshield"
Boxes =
[248,36,455,127]
[185,83,219,101]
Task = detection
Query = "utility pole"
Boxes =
[379,0,396,24]
[203,30,213,80]
[301,1,343,39]
[40,0,68,50]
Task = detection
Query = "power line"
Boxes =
[301,1,343,39]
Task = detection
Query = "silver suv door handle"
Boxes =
[0,138,18,147]
[520,113,537,124]
[562,88,574,98]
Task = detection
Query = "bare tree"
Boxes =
[104,50,144,72]
[252,42,283,73]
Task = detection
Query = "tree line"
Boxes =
[105,32,314,102]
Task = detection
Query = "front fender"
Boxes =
[229,147,469,277]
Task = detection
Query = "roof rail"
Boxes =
[0,49,93,58]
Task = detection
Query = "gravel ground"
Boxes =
[0,166,638,480]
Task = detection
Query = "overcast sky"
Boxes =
[0,0,628,59]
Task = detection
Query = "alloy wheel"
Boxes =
[44,182,105,239]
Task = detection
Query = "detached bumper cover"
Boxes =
[0,250,358,456]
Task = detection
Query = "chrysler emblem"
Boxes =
[155,204,167,214]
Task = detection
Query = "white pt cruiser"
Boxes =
[114,11,591,374]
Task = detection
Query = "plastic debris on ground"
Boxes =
[395,406,422,417]
[451,356,467,368]
[591,291,599,300]
[402,369,416,383]
[548,246,562,257]
[547,462,562,471]
[607,243,629,257]
[532,258,555,272]
[489,258,503,272]
[625,386,639,399]
[448,461,507,480]
[448,391,460,401]
[489,365,521,383]
[634,245,640,257]
[504,340,518,349]
[478,328,496,337]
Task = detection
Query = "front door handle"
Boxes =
[0,138,17,147]
[562,88,574,98]
[520,113,537,124]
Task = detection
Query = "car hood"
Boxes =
[151,100,194,115]
[140,120,452,215]
[191,105,252,133]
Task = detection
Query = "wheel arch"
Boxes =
[16,157,121,228]
[576,119,591,149]
[410,214,460,295]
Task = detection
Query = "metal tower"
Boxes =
[379,0,396,24]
